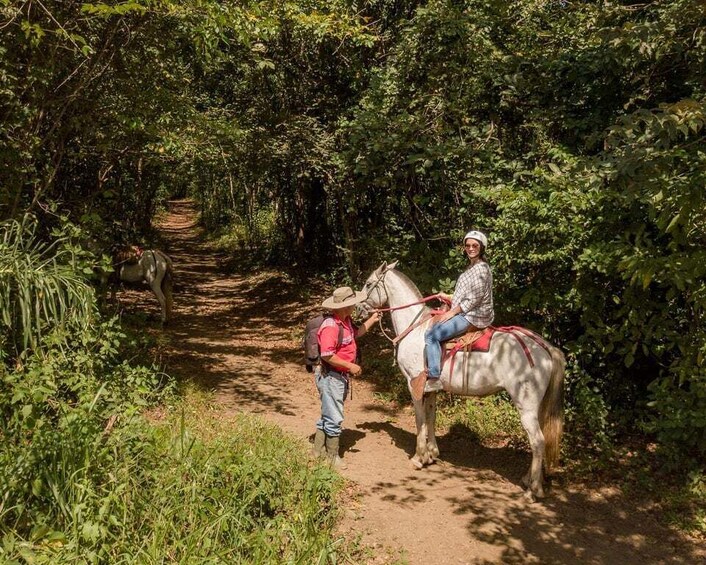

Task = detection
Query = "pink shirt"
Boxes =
[317,315,357,368]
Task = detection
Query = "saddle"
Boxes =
[443,327,493,353]
[410,324,493,401]
[443,325,552,371]
[114,245,144,266]
[438,327,493,382]
[410,325,549,400]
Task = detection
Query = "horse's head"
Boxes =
[357,260,399,316]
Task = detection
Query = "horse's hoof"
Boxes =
[523,487,545,502]
[411,457,424,470]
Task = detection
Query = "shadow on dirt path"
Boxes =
[135,200,703,565]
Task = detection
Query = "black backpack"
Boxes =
[304,313,343,372]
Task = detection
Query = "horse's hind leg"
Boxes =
[519,410,546,500]
[149,277,168,324]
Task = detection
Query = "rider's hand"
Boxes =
[436,309,456,324]
[349,363,362,377]
[368,311,381,324]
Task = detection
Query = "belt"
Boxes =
[323,369,352,399]
[321,361,348,377]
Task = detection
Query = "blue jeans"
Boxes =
[315,370,349,437]
[424,314,471,378]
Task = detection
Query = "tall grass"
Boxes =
[0,216,95,355]
[435,394,526,447]
[1,375,347,563]
[1,218,348,563]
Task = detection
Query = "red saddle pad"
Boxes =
[446,327,495,353]
[468,327,495,352]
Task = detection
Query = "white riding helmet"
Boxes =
[463,230,488,248]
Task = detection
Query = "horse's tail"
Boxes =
[158,251,174,321]
[540,345,565,473]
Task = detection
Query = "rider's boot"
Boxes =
[424,377,444,393]
[410,369,428,401]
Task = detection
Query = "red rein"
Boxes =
[371,294,451,314]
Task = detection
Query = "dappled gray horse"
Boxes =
[113,246,174,324]
[360,261,564,500]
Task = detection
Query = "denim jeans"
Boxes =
[424,314,471,378]
[315,370,349,437]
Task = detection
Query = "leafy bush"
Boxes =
[0,216,346,563]
[0,215,95,356]
[0,383,345,563]
[0,318,170,541]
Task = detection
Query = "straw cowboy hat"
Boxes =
[322,286,367,309]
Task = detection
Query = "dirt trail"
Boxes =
[122,200,703,565]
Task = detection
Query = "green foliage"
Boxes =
[437,394,525,446]
[1,368,346,562]
[0,215,96,356]
[209,205,278,264]
[2,0,706,531]
[0,221,347,562]
[0,317,168,532]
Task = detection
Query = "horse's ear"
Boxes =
[374,261,387,276]
[385,260,399,271]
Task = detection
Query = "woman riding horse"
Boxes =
[413,230,494,397]
[360,261,564,500]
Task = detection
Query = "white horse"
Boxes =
[113,246,174,324]
[360,261,565,500]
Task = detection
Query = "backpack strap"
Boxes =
[337,322,344,349]
[321,319,346,371]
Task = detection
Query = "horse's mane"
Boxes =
[391,267,424,300]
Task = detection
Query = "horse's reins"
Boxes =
[364,272,450,364]
[374,295,449,344]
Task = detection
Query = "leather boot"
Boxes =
[312,429,326,459]
[325,435,346,469]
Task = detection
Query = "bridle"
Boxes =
[362,269,388,311]
[361,270,397,342]
[361,268,450,360]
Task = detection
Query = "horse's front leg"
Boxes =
[425,392,439,460]
[411,398,432,469]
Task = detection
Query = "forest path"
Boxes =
[122,200,702,565]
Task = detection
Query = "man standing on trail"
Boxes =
[313,286,380,468]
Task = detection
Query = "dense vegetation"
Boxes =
[0,217,346,562]
[1,0,705,552]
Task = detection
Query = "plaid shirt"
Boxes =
[452,261,494,328]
